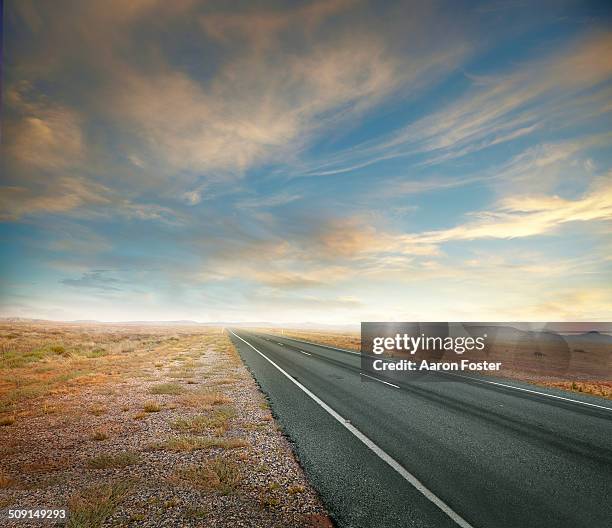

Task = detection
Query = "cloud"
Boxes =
[8,0,469,182]
[0,177,181,223]
[2,2,611,322]
[5,90,84,169]
[60,271,121,291]
[416,177,612,244]
[199,0,356,47]
[0,178,111,220]
[303,31,612,177]
[110,34,404,176]
[237,192,302,209]
[523,290,612,321]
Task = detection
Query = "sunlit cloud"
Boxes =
[1,1,611,322]
[416,177,612,244]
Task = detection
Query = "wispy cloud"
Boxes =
[415,176,612,244]
[302,31,612,177]
[2,1,611,322]
[60,271,121,292]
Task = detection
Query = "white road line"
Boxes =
[229,329,475,528]
[300,350,312,356]
[444,372,612,412]
[268,333,361,355]
[263,333,612,413]
[360,372,399,389]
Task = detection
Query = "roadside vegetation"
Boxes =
[0,322,331,527]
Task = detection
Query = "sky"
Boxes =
[0,0,611,324]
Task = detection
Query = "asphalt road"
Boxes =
[227,329,612,528]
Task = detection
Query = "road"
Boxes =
[227,329,612,528]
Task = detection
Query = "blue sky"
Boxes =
[1,0,611,323]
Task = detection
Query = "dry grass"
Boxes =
[171,406,235,434]
[67,480,132,528]
[0,415,15,426]
[86,451,140,469]
[0,322,180,415]
[155,435,249,452]
[173,457,241,495]
[143,401,162,413]
[534,380,612,399]
[91,429,109,441]
[179,390,232,408]
[0,471,15,488]
[0,323,330,526]
[149,382,184,395]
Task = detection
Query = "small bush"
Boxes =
[149,383,183,395]
[171,406,235,433]
[91,430,108,441]
[68,480,132,528]
[180,390,232,408]
[89,405,107,416]
[0,415,15,426]
[176,457,241,494]
[144,401,161,413]
[0,471,15,488]
[87,452,139,469]
[86,348,108,358]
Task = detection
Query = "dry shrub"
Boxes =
[68,480,132,528]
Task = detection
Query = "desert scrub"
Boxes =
[149,382,184,395]
[51,345,70,357]
[175,457,241,494]
[0,471,15,488]
[90,429,108,441]
[88,405,107,416]
[155,435,248,452]
[68,480,132,528]
[143,401,161,412]
[87,451,139,469]
[171,406,235,433]
[0,415,15,426]
[85,348,108,358]
[180,390,232,408]
[212,376,241,385]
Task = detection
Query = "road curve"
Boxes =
[228,329,612,528]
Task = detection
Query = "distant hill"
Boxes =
[0,317,358,331]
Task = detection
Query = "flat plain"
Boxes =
[0,322,332,527]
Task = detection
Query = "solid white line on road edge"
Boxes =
[360,372,400,389]
[229,329,476,528]
[445,372,612,412]
[300,351,312,356]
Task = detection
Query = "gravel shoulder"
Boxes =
[0,323,332,527]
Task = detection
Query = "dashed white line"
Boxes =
[229,329,475,528]
[269,333,361,355]
[300,350,312,356]
[265,333,612,413]
[360,372,399,389]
